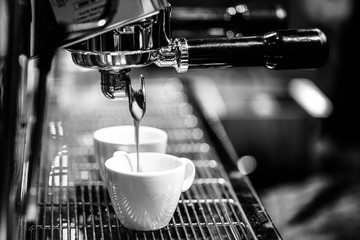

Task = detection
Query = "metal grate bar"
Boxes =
[80,186,90,239]
[177,199,198,238]
[181,192,214,240]
[88,185,98,239]
[93,185,104,239]
[101,184,115,240]
[172,209,190,240]
[191,183,223,238]
[50,159,56,240]
[193,160,250,238]
[205,182,241,238]
[71,185,80,240]
[179,193,208,239]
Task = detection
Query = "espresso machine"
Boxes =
[0,0,328,239]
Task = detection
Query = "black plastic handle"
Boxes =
[187,28,328,70]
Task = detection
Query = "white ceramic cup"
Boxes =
[105,152,196,231]
[93,125,168,181]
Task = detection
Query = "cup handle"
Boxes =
[181,158,196,192]
[112,151,136,172]
[113,150,128,157]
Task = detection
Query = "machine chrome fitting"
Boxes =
[155,38,189,73]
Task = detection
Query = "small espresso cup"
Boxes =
[93,125,168,181]
[105,152,196,231]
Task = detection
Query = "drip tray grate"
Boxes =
[32,158,249,239]
[27,76,278,239]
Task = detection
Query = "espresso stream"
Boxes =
[128,77,146,172]
[130,101,145,172]
[134,119,140,172]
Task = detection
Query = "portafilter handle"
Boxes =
[158,28,328,71]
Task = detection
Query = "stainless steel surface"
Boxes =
[99,70,131,99]
[67,7,172,70]
[0,1,32,239]
[24,57,281,239]
[51,0,168,48]
[67,6,189,74]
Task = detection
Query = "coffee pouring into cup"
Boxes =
[105,151,196,231]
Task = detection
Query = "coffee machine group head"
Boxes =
[65,3,183,102]
[63,1,328,102]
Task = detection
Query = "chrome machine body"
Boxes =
[0,0,328,239]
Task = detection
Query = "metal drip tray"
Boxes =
[27,73,280,239]
[29,161,248,239]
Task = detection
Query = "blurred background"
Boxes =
[167,0,360,239]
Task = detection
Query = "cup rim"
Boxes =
[105,152,187,177]
[93,125,168,145]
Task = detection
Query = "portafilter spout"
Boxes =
[99,69,146,122]
[100,69,131,100]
